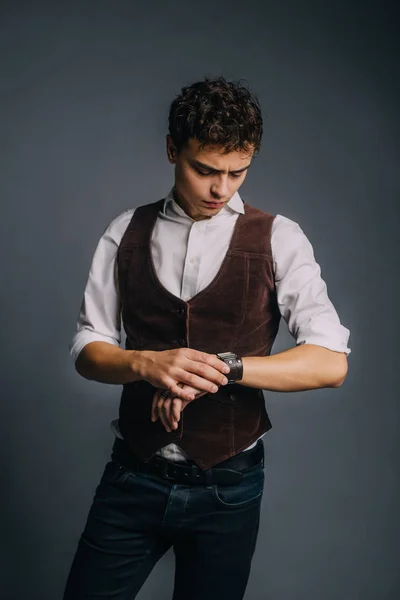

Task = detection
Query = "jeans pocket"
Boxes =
[101,460,137,487]
[211,464,265,509]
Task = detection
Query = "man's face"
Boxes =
[166,136,254,221]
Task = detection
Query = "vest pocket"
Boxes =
[211,463,264,509]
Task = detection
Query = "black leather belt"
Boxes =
[112,438,264,486]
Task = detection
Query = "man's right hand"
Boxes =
[137,348,231,401]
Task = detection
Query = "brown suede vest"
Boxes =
[116,198,281,469]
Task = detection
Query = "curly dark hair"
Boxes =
[168,76,263,156]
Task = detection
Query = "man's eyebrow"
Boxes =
[192,159,251,174]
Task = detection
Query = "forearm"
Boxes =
[75,341,145,384]
[239,344,348,392]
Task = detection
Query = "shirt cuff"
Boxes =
[295,320,351,356]
[69,330,120,364]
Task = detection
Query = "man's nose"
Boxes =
[211,177,229,199]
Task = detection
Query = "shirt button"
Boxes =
[190,257,196,264]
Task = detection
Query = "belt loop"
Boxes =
[163,460,172,479]
[191,464,199,482]
[205,469,213,486]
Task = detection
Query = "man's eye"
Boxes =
[196,169,242,178]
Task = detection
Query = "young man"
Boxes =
[63,76,350,600]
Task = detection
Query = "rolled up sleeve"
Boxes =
[69,210,134,364]
[272,215,351,355]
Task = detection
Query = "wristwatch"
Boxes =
[216,352,243,383]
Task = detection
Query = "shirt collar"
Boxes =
[162,187,245,219]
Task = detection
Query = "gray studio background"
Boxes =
[1,1,398,599]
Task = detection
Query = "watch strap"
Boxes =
[216,352,243,383]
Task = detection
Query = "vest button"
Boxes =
[178,338,187,346]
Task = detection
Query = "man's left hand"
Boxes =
[151,384,206,432]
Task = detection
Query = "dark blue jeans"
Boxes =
[63,438,265,600]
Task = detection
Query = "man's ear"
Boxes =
[166,135,177,164]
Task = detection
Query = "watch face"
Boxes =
[218,352,235,359]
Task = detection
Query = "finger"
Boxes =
[159,397,172,432]
[167,397,180,428]
[168,386,205,427]
[155,393,167,425]
[177,383,199,396]
[164,377,196,401]
[185,349,232,375]
[151,390,161,421]
[174,355,230,390]
[151,389,163,422]
[151,391,158,422]
[163,397,174,430]
[171,398,183,425]
[174,368,226,394]
[167,397,179,430]
[157,394,171,428]
[178,383,207,399]
[186,361,230,388]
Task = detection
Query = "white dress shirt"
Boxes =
[70,188,351,461]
